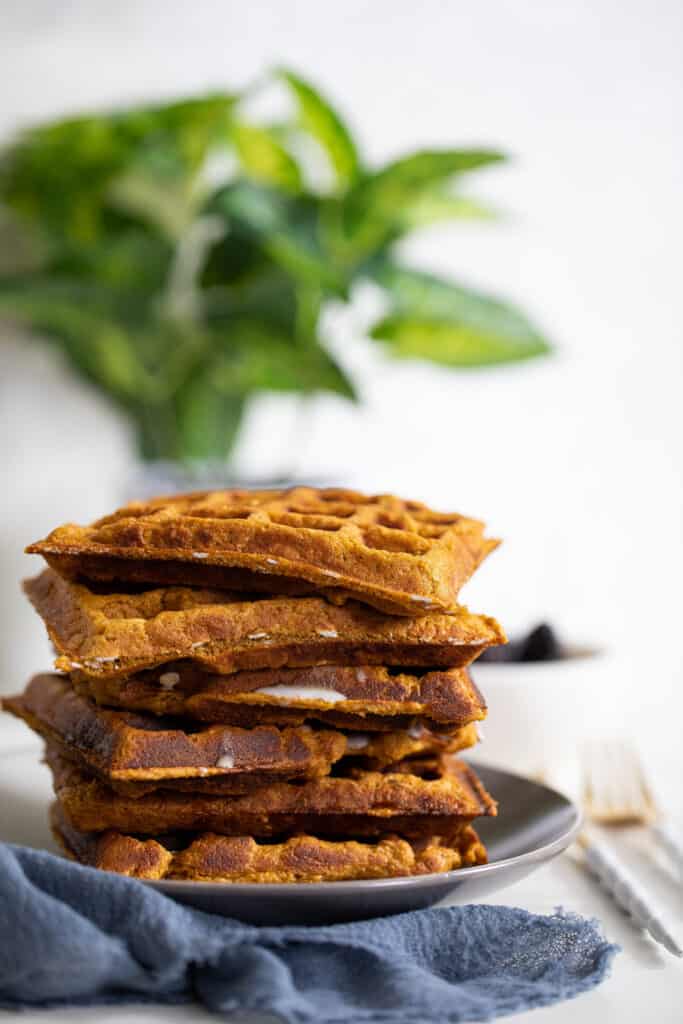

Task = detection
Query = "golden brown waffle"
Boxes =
[48,746,496,837]
[26,487,499,615]
[103,724,478,797]
[25,570,504,680]
[3,674,343,783]
[50,803,487,882]
[3,675,474,796]
[72,663,487,732]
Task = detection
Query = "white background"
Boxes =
[1,0,683,763]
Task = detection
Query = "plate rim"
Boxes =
[147,766,583,896]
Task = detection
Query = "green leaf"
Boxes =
[279,69,360,189]
[203,267,355,400]
[0,279,152,398]
[0,277,206,401]
[107,171,196,241]
[295,282,323,344]
[0,205,48,275]
[232,122,302,192]
[395,190,499,232]
[202,262,298,329]
[118,94,236,174]
[173,370,246,460]
[200,230,269,289]
[48,230,172,294]
[213,182,344,293]
[338,148,505,258]
[355,150,506,219]
[371,316,550,366]
[207,319,356,399]
[0,94,236,244]
[211,180,286,234]
[368,263,551,366]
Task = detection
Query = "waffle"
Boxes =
[94,724,478,798]
[3,674,343,783]
[25,570,504,680]
[48,747,496,837]
[71,663,487,732]
[26,487,499,615]
[50,803,487,882]
[2,675,474,795]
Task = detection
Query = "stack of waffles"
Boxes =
[4,488,506,884]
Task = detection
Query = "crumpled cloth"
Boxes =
[0,843,618,1022]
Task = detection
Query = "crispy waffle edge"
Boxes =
[26,486,500,615]
[23,569,506,679]
[69,662,488,730]
[47,746,497,837]
[50,802,488,882]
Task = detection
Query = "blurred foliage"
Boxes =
[0,70,550,463]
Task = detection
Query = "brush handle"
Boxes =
[581,834,682,957]
[651,822,683,880]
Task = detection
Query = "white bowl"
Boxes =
[471,647,611,778]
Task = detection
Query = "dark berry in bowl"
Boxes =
[478,622,562,663]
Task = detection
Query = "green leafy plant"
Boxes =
[0,69,550,463]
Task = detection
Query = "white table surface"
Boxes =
[1,716,681,1023]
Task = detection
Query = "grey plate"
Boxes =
[149,764,582,924]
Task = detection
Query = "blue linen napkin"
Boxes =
[0,843,618,1022]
